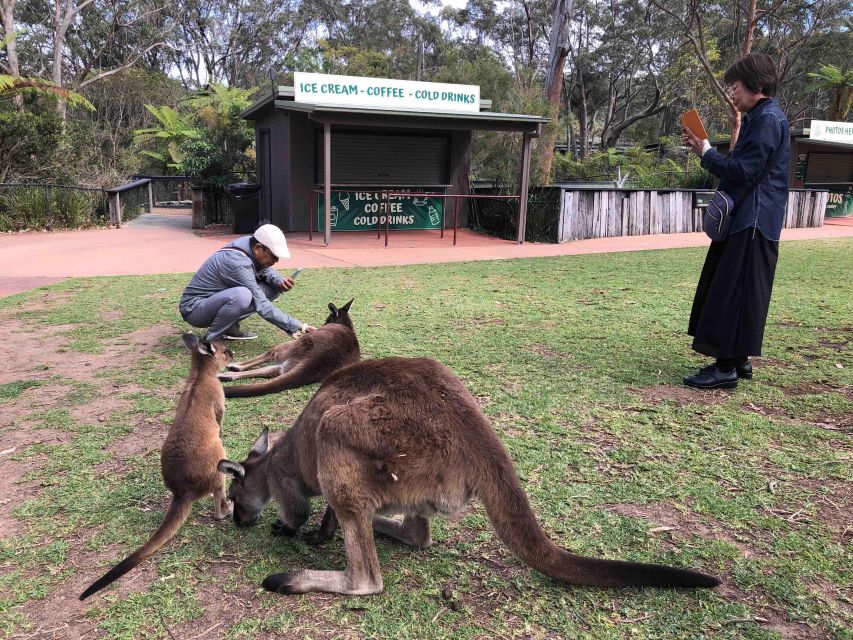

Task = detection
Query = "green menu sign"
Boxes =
[794,153,809,181]
[317,190,444,231]
[824,189,853,218]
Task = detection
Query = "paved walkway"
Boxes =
[1,210,851,297]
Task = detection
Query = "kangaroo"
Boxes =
[218,357,721,596]
[80,334,235,600]
[218,299,360,399]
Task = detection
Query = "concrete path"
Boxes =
[1,209,852,297]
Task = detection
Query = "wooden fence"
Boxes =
[557,188,828,242]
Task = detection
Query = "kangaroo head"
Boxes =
[217,428,271,527]
[182,333,233,370]
[324,298,355,328]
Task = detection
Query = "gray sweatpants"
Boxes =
[182,284,281,341]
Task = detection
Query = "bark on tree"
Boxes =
[540,0,575,181]
[1,0,22,108]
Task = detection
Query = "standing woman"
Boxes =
[682,53,791,389]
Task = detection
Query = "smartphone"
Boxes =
[289,267,304,279]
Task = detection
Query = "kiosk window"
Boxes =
[316,132,449,185]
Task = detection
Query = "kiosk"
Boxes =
[241,72,549,244]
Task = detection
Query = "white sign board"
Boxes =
[294,72,480,114]
[809,120,853,146]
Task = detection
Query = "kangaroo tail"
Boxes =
[473,445,720,589]
[79,496,194,600]
[224,370,309,398]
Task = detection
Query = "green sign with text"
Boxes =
[824,189,853,218]
[317,190,444,231]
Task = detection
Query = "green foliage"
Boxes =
[552,145,712,189]
[807,64,853,121]
[135,84,256,189]
[0,186,106,231]
[0,96,65,183]
[133,105,202,169]
[0,75,94,110]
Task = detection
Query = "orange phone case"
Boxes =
[681,109,709,139]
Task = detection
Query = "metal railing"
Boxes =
[306,187,521,246]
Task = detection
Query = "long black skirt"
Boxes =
[688,228,779,358]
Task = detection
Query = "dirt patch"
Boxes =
[628,384,729,407]
[527,343,562,358]
[0,313,178,590]
[744,400,853,434]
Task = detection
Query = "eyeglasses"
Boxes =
[258,243,278,262]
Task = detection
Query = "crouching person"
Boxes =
[179,224,316,341]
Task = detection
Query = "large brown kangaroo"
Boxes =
[218,357,721,596]
[80,334,235,600]
[218,299,360,399]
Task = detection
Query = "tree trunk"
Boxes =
[1,0,22,108]
[741,0,758,55]
[540,0,575,181]
[577,68,589,160]
[52,0,72,124]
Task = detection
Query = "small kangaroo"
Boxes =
[218,357,721,596]
[80,334,235,600]
[218,299,360,399]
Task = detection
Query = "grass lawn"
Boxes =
[0,238,850,640]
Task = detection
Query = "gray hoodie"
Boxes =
[179,236,302,334]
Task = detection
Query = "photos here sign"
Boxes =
[294,72,480,113]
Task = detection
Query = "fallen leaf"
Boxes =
[767,480,777,494]
[835,363,844,369]
[0,447,16,456]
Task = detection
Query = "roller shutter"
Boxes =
[316,132,449,185]
[805,153,853,184]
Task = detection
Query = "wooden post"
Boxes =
[517,131,532,244]
[108,192,122,227]
[146,181,154,212]
[191,186,204,229]
[324,122,332,246]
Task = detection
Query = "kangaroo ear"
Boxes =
[218,459,245,479]
[198,340,216,356]
[182,333,199,350]
[340,298,354,314]
[250,427,269,457]
[328,302,339,316]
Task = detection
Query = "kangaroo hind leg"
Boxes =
[219,362,289,382]
[227,343,295,371]
[263,512,382,595]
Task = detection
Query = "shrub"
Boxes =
[0,186,106,231]
[552,145,713,189]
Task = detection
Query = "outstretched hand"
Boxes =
[279,277,295,292]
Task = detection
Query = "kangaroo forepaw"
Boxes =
[213,499,233,521]
[226,364,243,372]
[217,372,235,382]
[306,528,333,546]
[271,519,297,537]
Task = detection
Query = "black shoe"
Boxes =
[736,361,753,379]
[683,364,738,389]
[223,323,257,340]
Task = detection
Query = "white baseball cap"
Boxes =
[253,224,290,259]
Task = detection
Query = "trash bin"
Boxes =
[226,183,261,234]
